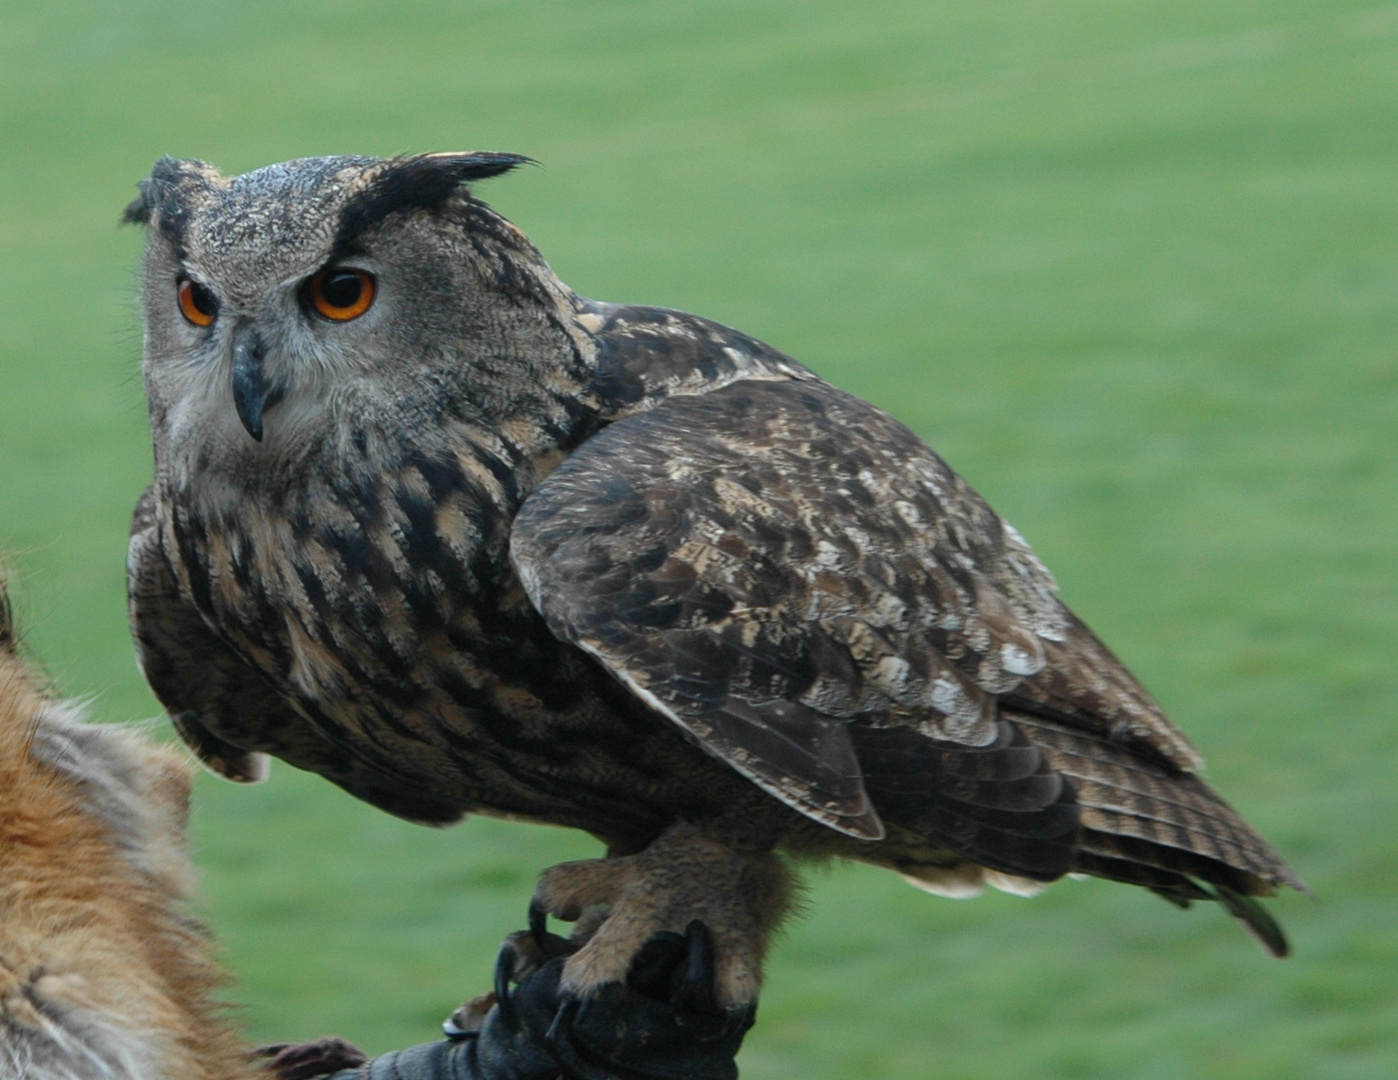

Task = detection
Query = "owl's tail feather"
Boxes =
[1009,709,1304,957]
[1216,885,1291,958]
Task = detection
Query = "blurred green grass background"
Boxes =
[2,1,1395,1076]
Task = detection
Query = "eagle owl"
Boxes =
[124,153,1302,1018]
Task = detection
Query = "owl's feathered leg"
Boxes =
[530,823,794,1010]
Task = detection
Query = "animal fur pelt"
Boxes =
[0,579,255,1080]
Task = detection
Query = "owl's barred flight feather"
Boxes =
[126,153,1301,1003]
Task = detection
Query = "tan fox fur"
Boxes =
[0,582,255,1080]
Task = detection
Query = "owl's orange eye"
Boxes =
[177,277,218,327]
[307,269,375,321]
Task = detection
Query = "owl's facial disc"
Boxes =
[131,153,548,458]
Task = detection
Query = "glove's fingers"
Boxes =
[627,929,688,999]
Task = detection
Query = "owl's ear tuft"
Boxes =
[333,152,534,254]
[121,158,213,249]
[122,186,152,226]
[413,151,537,182]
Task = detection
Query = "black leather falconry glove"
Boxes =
[258,921,754,1080]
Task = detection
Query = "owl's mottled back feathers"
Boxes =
[126,153,1301,965]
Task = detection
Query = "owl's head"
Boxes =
[126,153,577,479]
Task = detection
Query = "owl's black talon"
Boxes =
[674,919,721,1020]
[527,899,550,952]
[493,940,519,1032]
[543,996,579,1048]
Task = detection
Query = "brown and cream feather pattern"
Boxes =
[125,154,1301,981]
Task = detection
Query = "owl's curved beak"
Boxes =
[231,329,273,442]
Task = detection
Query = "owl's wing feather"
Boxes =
[512,377,1197,839]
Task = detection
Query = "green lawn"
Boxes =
[2,2,1395,1076]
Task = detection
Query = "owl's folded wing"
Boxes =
[511,378,1201,842]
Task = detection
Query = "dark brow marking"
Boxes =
[331,153,532,257]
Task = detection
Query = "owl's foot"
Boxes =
[530,823,793,1010]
